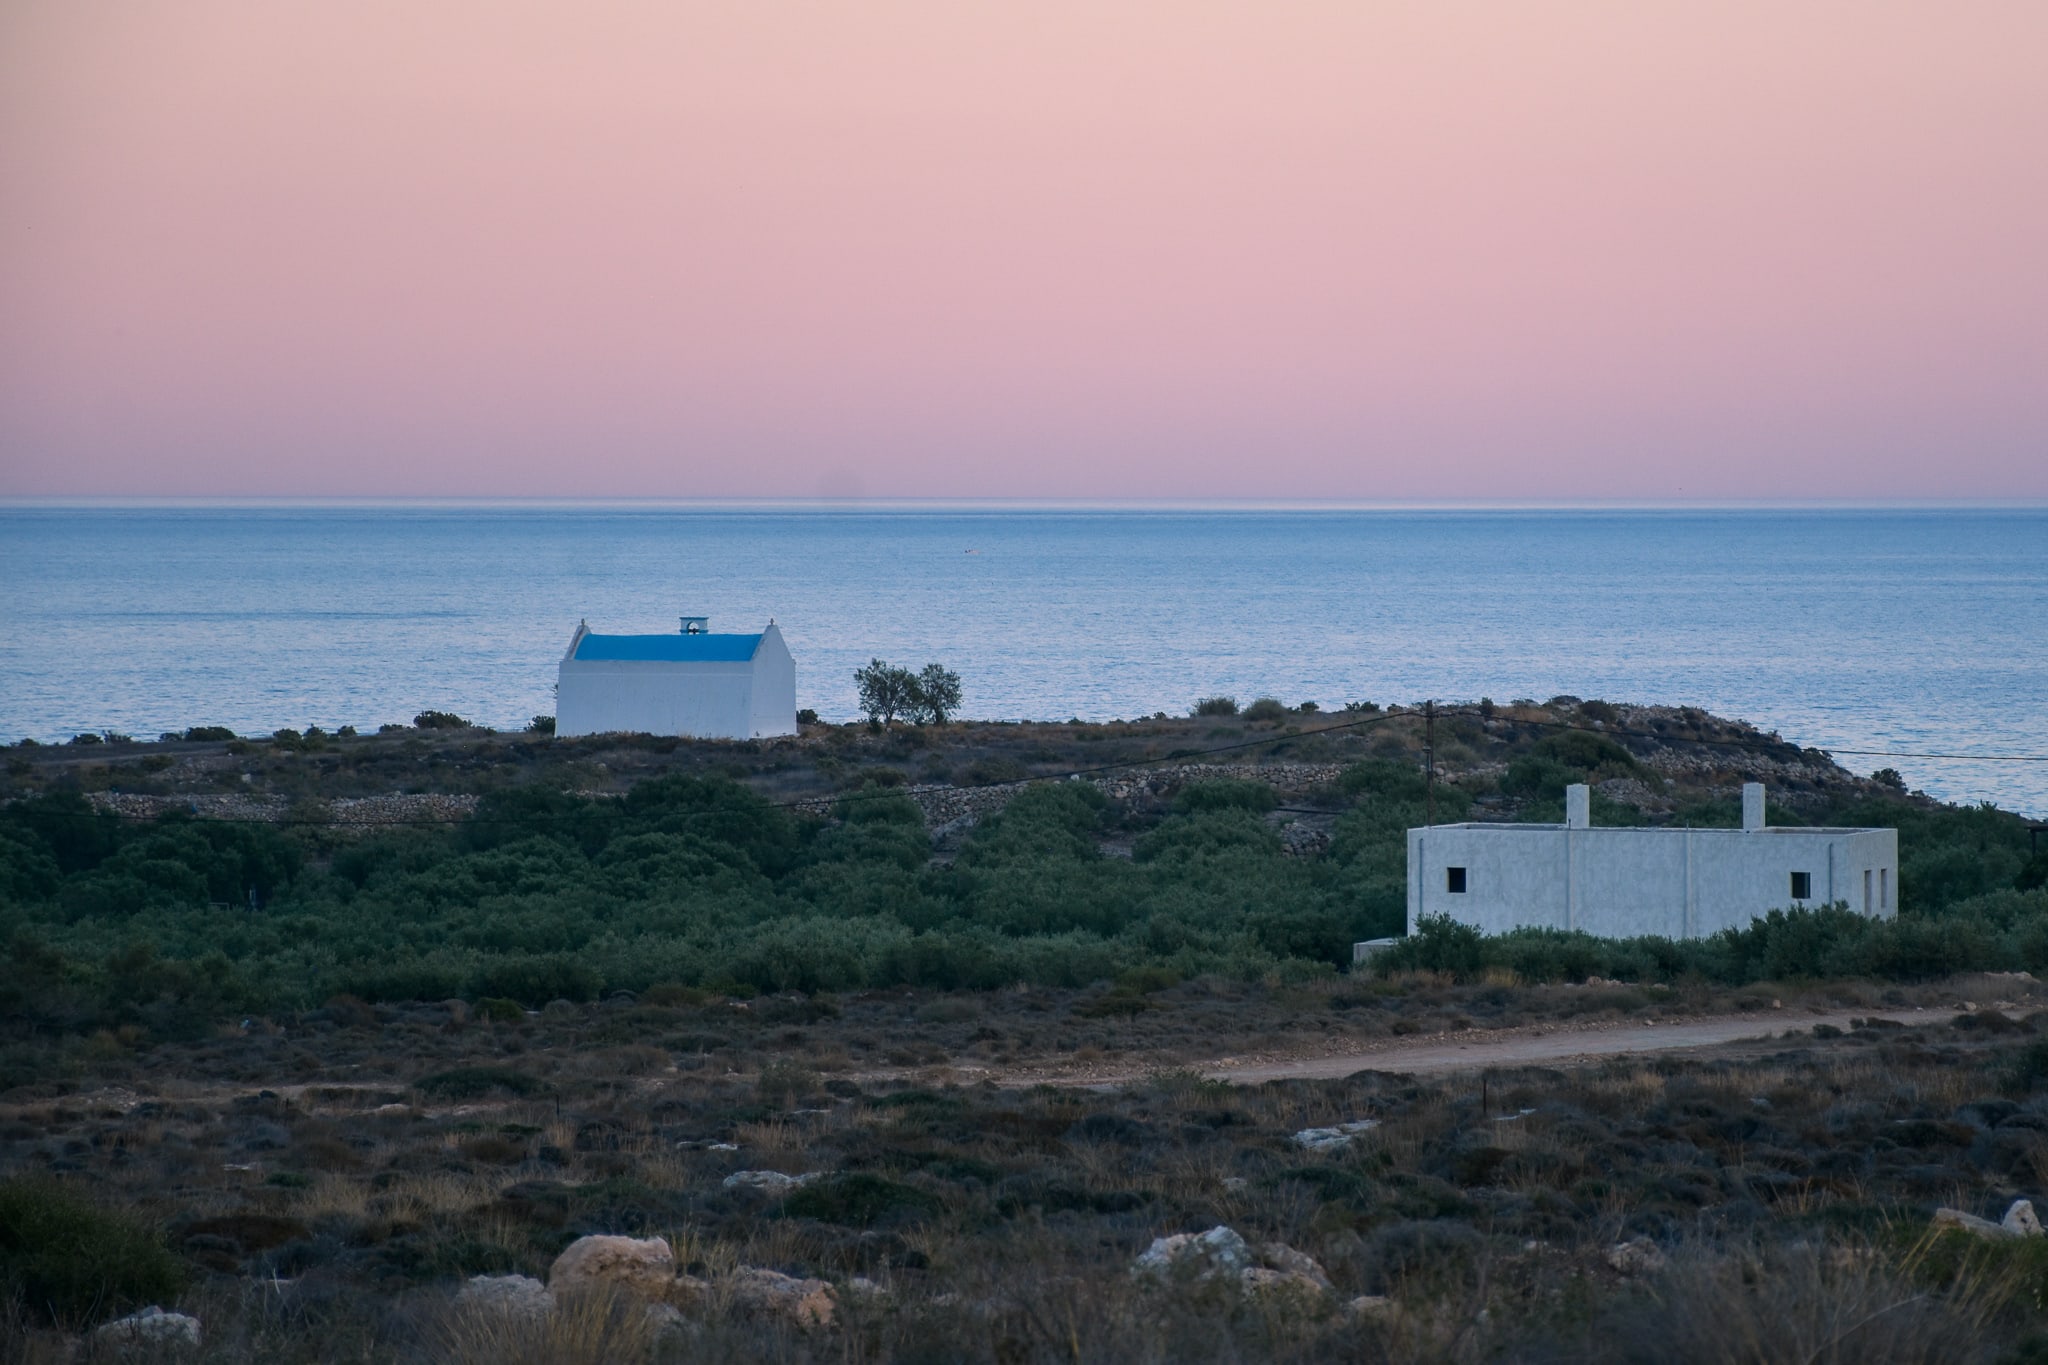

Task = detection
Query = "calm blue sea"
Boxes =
[2,504,2044,815]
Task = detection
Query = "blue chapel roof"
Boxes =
[573,633,762,663]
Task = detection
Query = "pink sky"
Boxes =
[3,2,2045,500]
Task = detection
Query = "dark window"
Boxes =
[1446,867,1467,894]
[1790,871,1812,900]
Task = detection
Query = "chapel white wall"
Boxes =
[747,625,799,738]
[556,660,756,739]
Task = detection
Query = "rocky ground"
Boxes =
[6,696,1915,837]
[8,973,2048,1362]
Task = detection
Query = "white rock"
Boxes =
[94,1306,201,1350]
[1132,1226,1251,1283]
[1291,1119,1379,1152]
[2005,1199,2043,1236]
[1934,1207,2013,1238]
[1242,1266,1323,1297]
[721,1170,816,1193]
[1605,1239,1668,1275]
[548,1234,676,1299]
[1343,1294,1400,1322]
[1133,1227,1336,1298]
[456,1273,553,1320]
[1256,1242,1333,1292]
[642,1301,688,1337]
[727,1267,835,1327]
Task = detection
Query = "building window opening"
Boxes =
[1790,871,1812,900]
[1446,867,1467,894]
[1880,868,1889,910]
[1864,869,1873,913]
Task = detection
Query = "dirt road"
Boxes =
[1200,1007,1928,1084]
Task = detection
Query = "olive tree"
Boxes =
[855,659,917,725]
[855,659,963,725]
[911,664,963,725]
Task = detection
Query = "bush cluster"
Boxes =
[1,741,2040,1037]
[0,1178,183,1328]
[0,774,1397,1029]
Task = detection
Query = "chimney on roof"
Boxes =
[1742,782,1766,831]
[680,616,708,635]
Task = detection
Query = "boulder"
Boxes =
[548,1234,676,1300]
[1133,1227,1338,1297]
[642,1301,688,1338]
[1256,1242,1333,1293]
[1935,1207,2014,1238]
[1132,1225,1251,1283]
[456,1273,553,1320]
[1343,1294,1400,1323]
[727,1267,835,1327]
[1291,1119,1379,1153]
[1933,1200,2045,1238]
[721,1170,816,1194]
[94,1306,201,1351]
[1242,1266,1324,1299]
[1605,1239,1668,1276]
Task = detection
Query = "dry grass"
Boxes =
[6,985,2047,1362]
[425,1283,659,1365]
[1602,1241,2011,1365]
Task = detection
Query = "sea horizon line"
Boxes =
[5,495,2046,514]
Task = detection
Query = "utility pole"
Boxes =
[1424,699,1436,827]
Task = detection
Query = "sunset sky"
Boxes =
[2,2,2044,500]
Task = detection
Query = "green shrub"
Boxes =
[180,726,236,742]
[1191,696,1239,717]
[1074,989,1157,1018]
[468,957,602,1006]
[1171,779,1277,815]
[2003,1041,2048,1095]
[781,1174,940,1227]
[474,996,525,1023]
[1243,697,1288,723]
[1338,759,1428,803]
[1377,915,1484,979]
[1501,755,1581,801]
[1531,729,1637,775]
[415,1067,548,1099]
[413,710,469,730]
[757,1059,822,1105]
[526,714,556,735]
[1115,964,1181,994]
[0,1178,183,1328]
[956,756,1027,786]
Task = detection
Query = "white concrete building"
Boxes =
[1405,783,1897,939]
[555,617,797,740]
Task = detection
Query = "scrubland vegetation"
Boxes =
[4,697,2048,1359]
